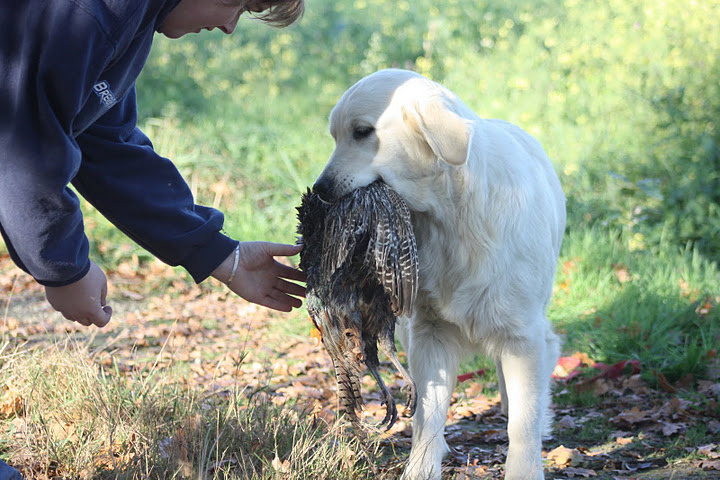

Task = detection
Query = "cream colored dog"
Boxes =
[313,69,566,480]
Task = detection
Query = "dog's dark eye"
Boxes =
[352,125,375,141]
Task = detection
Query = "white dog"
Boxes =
[313,69,566,480]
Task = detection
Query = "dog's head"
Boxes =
[313,69,474,211]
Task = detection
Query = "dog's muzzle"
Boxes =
[312,177,335,203]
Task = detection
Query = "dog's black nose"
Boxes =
[312,178,333,202]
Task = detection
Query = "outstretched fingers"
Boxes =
[217,240,307,312]
[278,262,307,283]
[276,276,306,298]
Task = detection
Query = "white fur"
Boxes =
[315,69,566,480]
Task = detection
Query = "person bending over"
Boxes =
[0,0,307,328]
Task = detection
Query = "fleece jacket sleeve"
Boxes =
[73,89,238,284]
[0,3,113,286]
[0,1,236,286]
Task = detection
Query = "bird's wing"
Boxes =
[365,185,419,317]
[318,183,418,316]
[320,191,364,279]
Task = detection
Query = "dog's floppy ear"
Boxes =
[402,99,472,166]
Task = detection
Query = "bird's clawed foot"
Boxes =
[380,389,398,430]
[402,379,417,418]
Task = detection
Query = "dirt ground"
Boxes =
[1,255,719,479]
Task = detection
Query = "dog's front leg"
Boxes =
[496,358,509,415]
[500,324,557,480]
[401,315,462,480]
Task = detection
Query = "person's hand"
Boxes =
[44,261,113,327]
[212,241,306,312]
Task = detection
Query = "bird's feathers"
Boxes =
[320,183,418,316]
[297,181,418,430]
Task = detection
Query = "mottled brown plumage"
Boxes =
[297,181,418,431]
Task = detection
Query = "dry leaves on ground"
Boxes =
[2,255,720,479]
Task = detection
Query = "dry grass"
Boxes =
[0,339,381,480]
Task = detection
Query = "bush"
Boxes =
[135,0,720,257]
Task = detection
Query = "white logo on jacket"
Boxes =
[92,80,117,108]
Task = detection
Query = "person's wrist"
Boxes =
[225,244,240,285]
[211,244,240,284]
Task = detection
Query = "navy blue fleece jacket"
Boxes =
[0,0,238,287]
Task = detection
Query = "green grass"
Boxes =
[553,381,605,409]
[550,228,720,383]
[664,423,716,463]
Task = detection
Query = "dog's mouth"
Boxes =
[310,178,334,203]
[312,178,386,205]
[311,191,333,205]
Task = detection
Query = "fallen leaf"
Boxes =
[457,369,486,383]
[698,380,720,399]
[0,317,20,331]
[0,383,23,419]
[94,435,134,470]
[563,466,597,478]
[309,326,323,345]
[621,374,647,394]
[591,378,611,395]
[592,360,641,380]
[660,422,683,436]
[557,415,576,430]
[572,352,596,367]
[698,444,720,459]
[654,371,676,393]
[563,258,580,276]
[697,459,720,470]
[611,406,658,426]
[547,445,583,468]
[553,356,582,379]
[116,260,139,279]
[553,352,596,381]
[558,356,582,371]
[455,464,489,479]
[463,381,485,398]
[271,453,291,474]
[678,277,692,296]
[696,297,715,316]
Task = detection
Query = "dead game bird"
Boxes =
[297,181,418,431]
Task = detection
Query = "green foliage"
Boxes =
[77,0,720,379]
[550,228,720,382]
[132,0,720,257]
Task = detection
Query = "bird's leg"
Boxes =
[365,346,398,430]
[333,357,364,435]
[378,332,417,417]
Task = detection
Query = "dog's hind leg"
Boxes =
[401,315,462,480]
[542,325,561,437]
[499,317,557,480]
